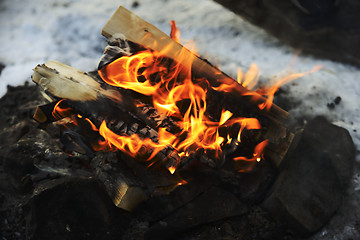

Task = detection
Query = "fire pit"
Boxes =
[0,2,358,240]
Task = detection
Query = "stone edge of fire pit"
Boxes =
[262,116,356,235]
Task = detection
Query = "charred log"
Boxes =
[213,0,360,68]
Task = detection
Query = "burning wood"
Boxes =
[101,6,289,121]
[31,5,300,210]
[98,7,301,169]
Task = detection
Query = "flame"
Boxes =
[241,63,260,90]
[83,118,98,131]
[233,140,268,162]
[170,20,180,43]
[255,65,322,111]
[52,99,73,119]
[50,21,319,174]
[168,166,176,174]
[233,140,268,172]
[215,64,321,112]
[98,121,176,159]
[95,21,279,173]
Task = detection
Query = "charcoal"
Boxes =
[334,96,342,105]
[262,116,355,235]
[3,128,53,190]
[129,123,139,133]
[3,126,93,192]
[114,120,125,130]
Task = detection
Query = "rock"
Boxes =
[262,116,355,235]
[145,186,248,239]
[25,178,130,240]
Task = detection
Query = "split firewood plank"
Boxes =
[91,152,148,211]
[101,6,289,122]
[32,61,120,102]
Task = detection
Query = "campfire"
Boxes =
[25,5,355,239]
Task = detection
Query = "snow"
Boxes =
[0,0,359,238]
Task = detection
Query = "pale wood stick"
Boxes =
[33,60,125,105]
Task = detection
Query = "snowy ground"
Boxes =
[1,0,359,239]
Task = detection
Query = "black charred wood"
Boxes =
[33,101,69,124]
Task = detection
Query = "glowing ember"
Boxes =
[168,166,176,174]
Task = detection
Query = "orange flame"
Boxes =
[98,120,177,159]
[170,20,181,43]
[95,21,280,173]
[255,66,322,111]
[233,140,268,172]
[83,21,321,173]
[52,99,73,120]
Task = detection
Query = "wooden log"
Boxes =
[31,61,221,170]
[31,61,285,210]
[91,151,187,211]
[101,6,289,122]
[32,41,292,169]
[213,0,360,68]
[31,64,186,211]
